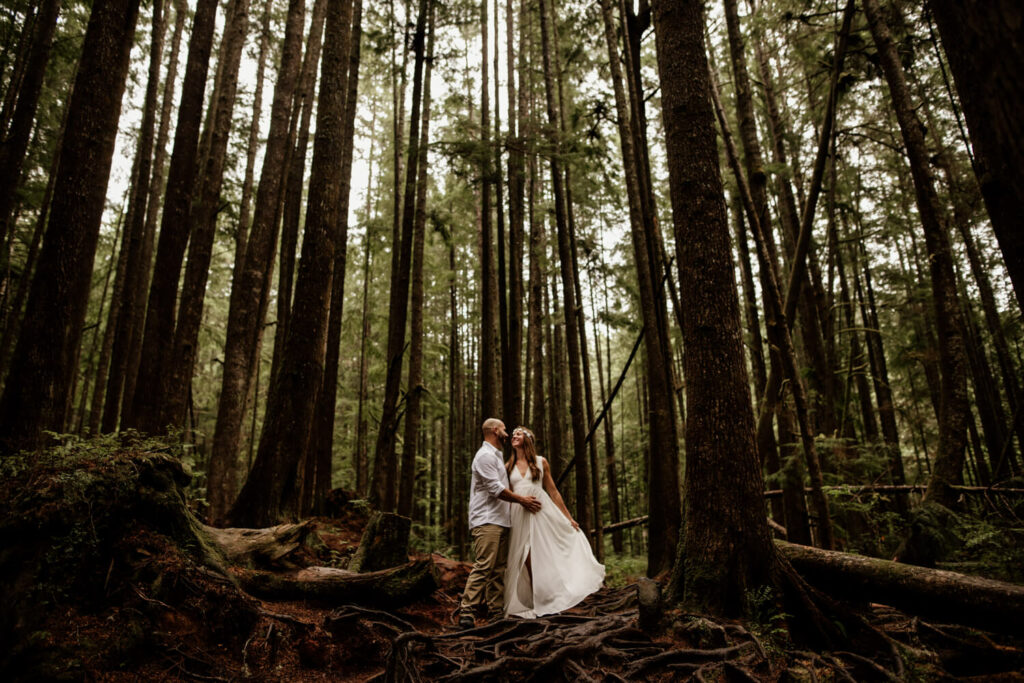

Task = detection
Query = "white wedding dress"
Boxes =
[504,457,605,618]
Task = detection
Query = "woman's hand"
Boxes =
[570,519,580,531]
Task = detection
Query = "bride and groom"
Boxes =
[457,418,605,629]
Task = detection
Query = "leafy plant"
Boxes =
[602,553,647,589]
[745,585,791,655]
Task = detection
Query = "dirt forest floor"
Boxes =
[3,448,1024,681]
[22,516,1024,682]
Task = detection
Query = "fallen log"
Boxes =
[234,558,438,608]
[203,521,322,569]
[593,515,649,535]
[776,540,1024,633]
[763,484,1024,498]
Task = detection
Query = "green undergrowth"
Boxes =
[602,552,647,588]
[824,484,1024,581]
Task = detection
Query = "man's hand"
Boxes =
[518,495,541,513]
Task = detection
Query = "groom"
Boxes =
[458,417,541,629]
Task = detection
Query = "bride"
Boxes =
[503,426,605,618]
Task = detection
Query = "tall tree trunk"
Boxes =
[538,0,591,537]
[494,0,512,432]
[731,1,856,549]
[593,264,622,552]
[0,0,141,453]
[526,155,546,440]
[75,205,125,434]
[0,108,62,383]
[504,0,525,431]
[927,0,1024,316]
[709,63,836,550]
[397,0,433,518]
[448,238,465,552]
[940,158,1023,476]
[653,0,775,614]
[716,5,796,531]
[479,0,500,421]
[354,105,378,497]
[206,0,308,522]
[732,196,767,395]
[864,0,970,514]
[89,0,167,434]
[857,247,904,485]
[600,0,677,571]
[835,212,879,444]
[271,0,329,390]
[102,0,185,432]
[306,0,363,516]
[162,0,252,430]
[230,0,355,527]
[0,0,60,250]
[368,0,429,512]
[234,0,272,280]
[128,0,222,432]
[87,166,137,434]
[545,275,566,479]
[0,3,37,137]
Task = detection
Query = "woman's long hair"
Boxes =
[506,426,542,486]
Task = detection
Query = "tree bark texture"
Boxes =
[271,0,329,389]
[229,0,354,528]
[0,0,141,452]
[709,69,834,549]
[479,0,500,421]
[779,541,1024,635]
[206,0,308,523]
[128,0,222,433]
[306,0,363,516]
[105,0,186,433]
[927,0,1024,316]
[162,0,252,430]
[653,0,775,614]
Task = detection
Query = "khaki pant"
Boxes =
[460,524,509,617]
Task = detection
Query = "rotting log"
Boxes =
[203,521,323,569]
[763,484,1024,498]
[777,540,1024,633]
[234,558,438,607]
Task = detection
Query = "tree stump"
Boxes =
[637,577,661,632]
[349,511,410,572]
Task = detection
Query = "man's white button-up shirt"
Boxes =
[468,441,511,529]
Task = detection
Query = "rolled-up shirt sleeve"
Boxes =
[474,454,506,498]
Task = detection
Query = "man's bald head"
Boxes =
[482,418,506,443]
